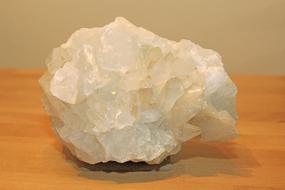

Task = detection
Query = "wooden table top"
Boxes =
[0,69,284,190]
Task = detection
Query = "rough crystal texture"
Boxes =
[39,17,238,164]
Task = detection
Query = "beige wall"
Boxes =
[0,0,284,74]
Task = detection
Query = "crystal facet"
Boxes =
[39,17,238,164]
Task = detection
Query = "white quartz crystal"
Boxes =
[39,17,238,164]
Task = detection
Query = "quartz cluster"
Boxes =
[40,17,238,164]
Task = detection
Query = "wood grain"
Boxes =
[0,69,284,190]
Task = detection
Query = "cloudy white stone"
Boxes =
[39,17,238,164]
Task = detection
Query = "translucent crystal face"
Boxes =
[39,17,238,164]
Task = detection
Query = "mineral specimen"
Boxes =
[39,17,238,164]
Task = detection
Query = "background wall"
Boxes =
[0,0,284,74]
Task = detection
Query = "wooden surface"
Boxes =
[0,70,285,190]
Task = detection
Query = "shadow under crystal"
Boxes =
[63,139,259,183]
